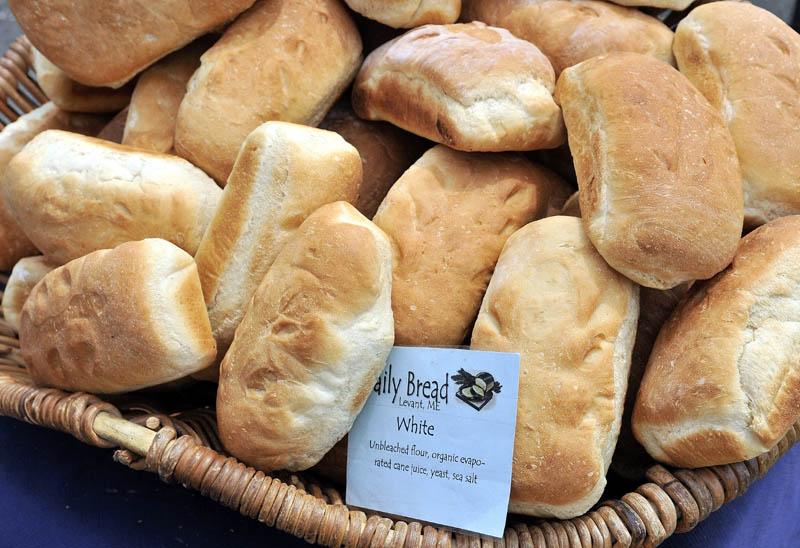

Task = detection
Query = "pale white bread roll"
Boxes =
[2,130,222,264]
[373,145,552,346]
[9,0,255,88]
[175,0,363,184]
[471,216,639,518]
[20,239,216,394]
[0,103,110,270]
[1,256,58,332]
[32,48,133,113]
[461,0,674,76]
[674,2,800,227]
[122,42,206,153]
[633,216,800,468]
[345,0,460,28]
[352,22,565,152]
[319,101,427,218]
[195,121,361,361]
[555,53,743,289]
[217,202,394,472]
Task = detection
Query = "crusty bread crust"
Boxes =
[373,145,552,346]
[2,130,222,264]
[10,0,255,87]
[345,0,460,28]
[471,216,639,518]
[634,216,800,468]
[175,0,363,184]
[555,52,743,289]
[20,239,217,394]
[122,42,206,153]
[1,256,58,332]
[674,2,800,227]
[352,22,565,152]
[32,48,132,113]
[0,104,109,270]
[195,122,361,356]
[461,0,674,75]
[217,202,394,472]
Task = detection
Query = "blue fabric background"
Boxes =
[1,415,798,547]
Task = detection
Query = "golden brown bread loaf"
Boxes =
[344,0,460,28]
[32,48,133,113]
[609,0,693,10]
[122,43,205,153]
[0,103,110,270]
[175,0,363,184]
[373,145,552,346]
[20,239,216,394]
[471,216,639,518]
[217,202,394,472]
[1,256,58,332]
[319,102,427,218]
[633,216,800,468]
[674,2,800,227]
[461,0,674,75]
[194,122,362,362]
[555,53,743,289]
[352,22,565,152]
[2,130,222,264]
[9,0,255,88]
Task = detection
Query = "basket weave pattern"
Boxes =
[0,35,798,548]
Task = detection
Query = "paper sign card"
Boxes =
[346,346,520,538]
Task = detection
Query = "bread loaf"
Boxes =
[344,0,460,28]
[352,22,565,152]
[1,256,58,332]
[9,0,256,87]
[195,122,361,359]
[2,130,222,264]
[320,102,427,218]
[0,103,109,269]
[373,145,551,346]
[122,42,205,153]
[674,2,800,227]
[461,0,674,75]
[217,202,394,472]
[633,216,800,468]
[471,215,639,518]
[555,53,743,289]
[609,0,692,11]
[20,239,216,393]
[32,48,133,113]
[175,0,363,184]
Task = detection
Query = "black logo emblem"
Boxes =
[452,369,501,411]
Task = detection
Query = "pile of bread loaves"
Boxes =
[0,0,799,520]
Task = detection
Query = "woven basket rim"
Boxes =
[0,32,798,548]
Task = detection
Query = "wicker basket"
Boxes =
[1,34,798,548]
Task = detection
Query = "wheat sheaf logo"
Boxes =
[452,369,502,411]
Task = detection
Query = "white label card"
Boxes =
[346,346,520,538]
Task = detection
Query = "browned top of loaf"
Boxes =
[9,0,255,87]
[20,239,216,394]
[674,1,800,226]
[373,145,551,346]
[633,216,800,467]
[461,0,674,75]
[352,22,564,152]
[175,0,363,184]
[344,0,461,28]
[555,52,743,289]
[320,102,426,218]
